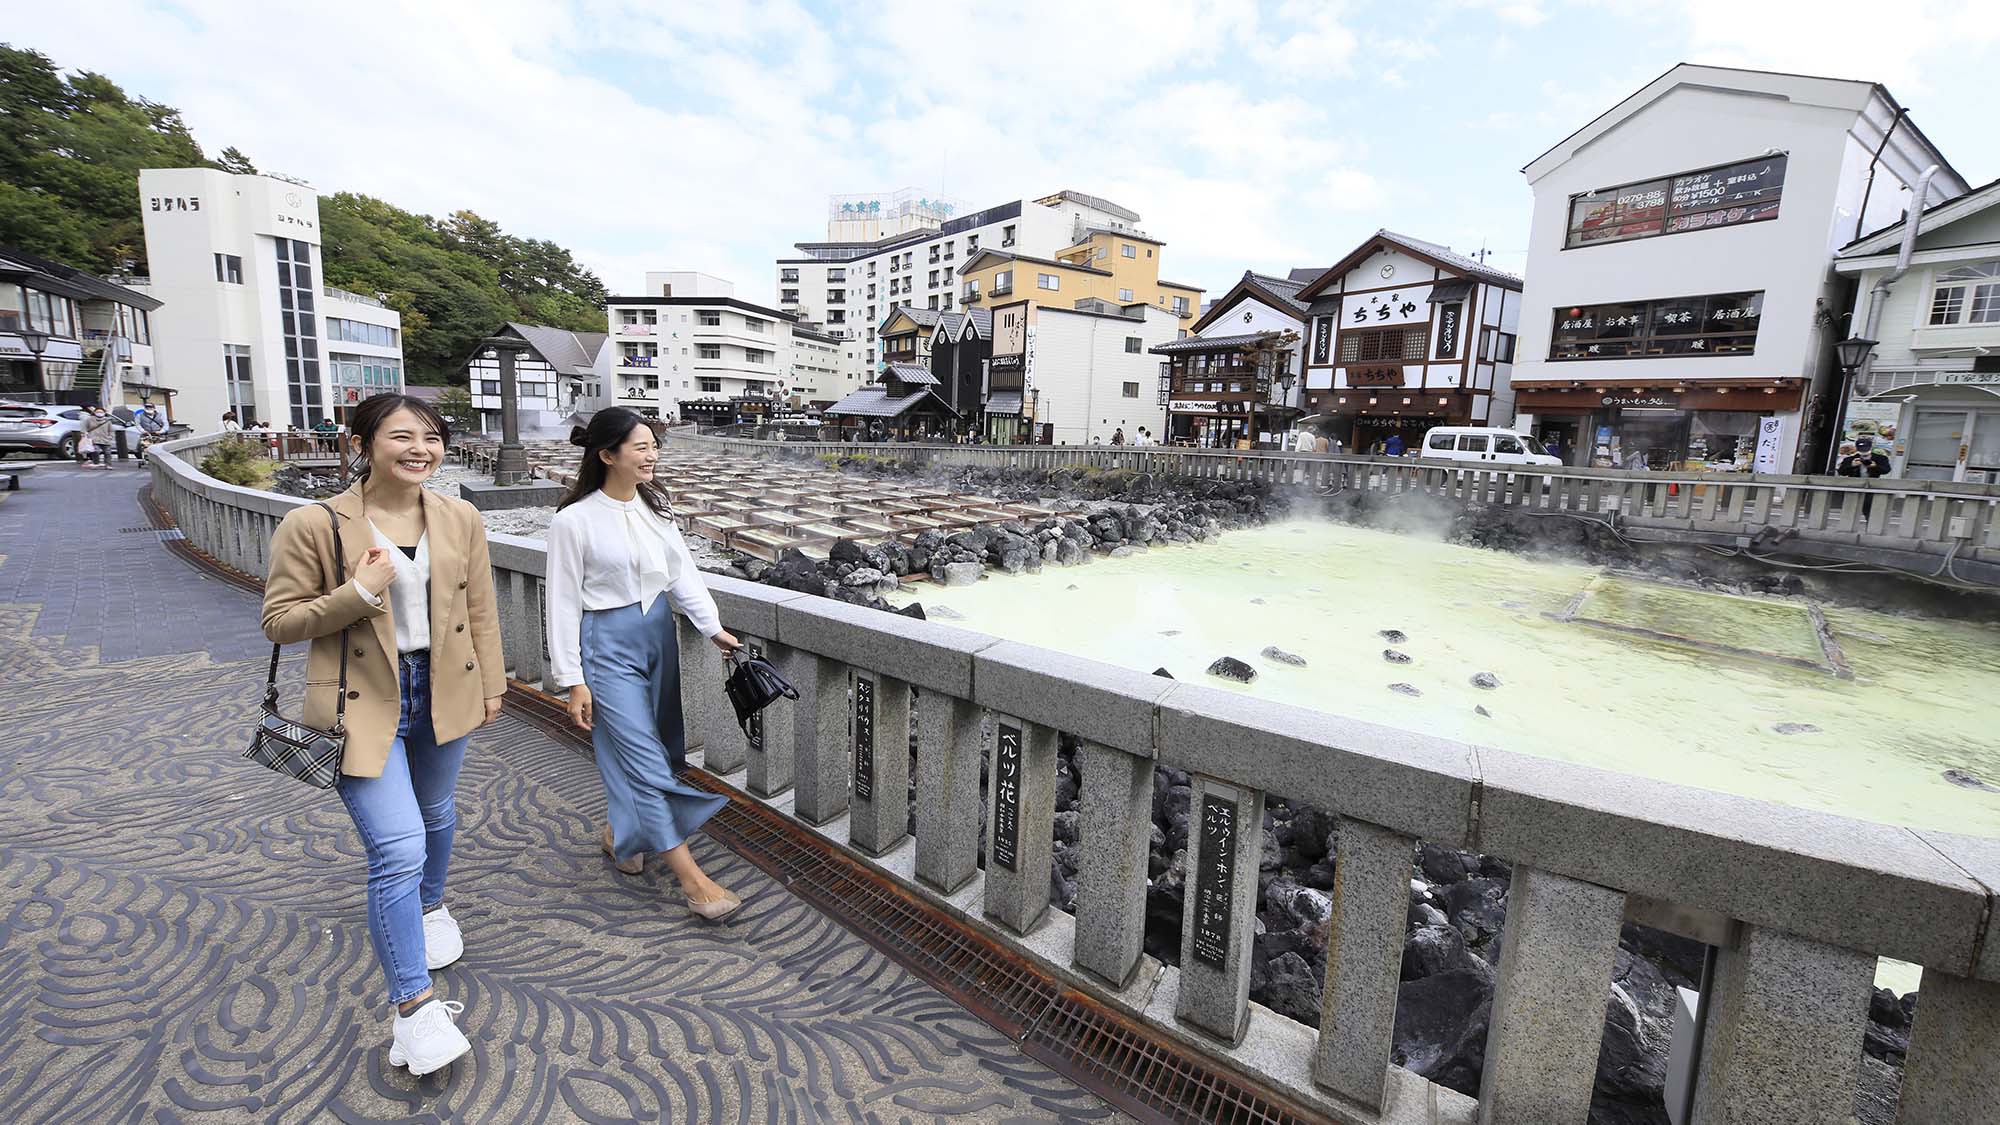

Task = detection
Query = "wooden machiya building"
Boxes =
[1294,230,1523,453]
[1151,269,1318,447]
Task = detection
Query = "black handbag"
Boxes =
[723,648,798,735]
[243,502,350,789]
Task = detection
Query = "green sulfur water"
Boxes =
[895,519,2000,840]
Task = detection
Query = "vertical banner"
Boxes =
[852,674,875,802]
[1191,792,1238,968]
[1312,315,1332,365]
[1753,416,1784,473]
[1435,303,1462,359]
[992,723,1022,871]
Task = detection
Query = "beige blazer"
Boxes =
[261,484,506,777]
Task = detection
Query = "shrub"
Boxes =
[200,436,276,488]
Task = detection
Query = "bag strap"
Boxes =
[260,501,351,732]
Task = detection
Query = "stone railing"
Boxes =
[148,432,2000,1124]
[661,431,2000,584]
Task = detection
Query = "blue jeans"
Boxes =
[335,652,468,1005]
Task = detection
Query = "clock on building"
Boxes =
[1380,263,1396,279]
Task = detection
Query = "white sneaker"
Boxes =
[423,905,463,970]
[388,999,471,1077]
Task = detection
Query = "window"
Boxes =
[943,242,954,260]
[928,295,939,310]
[1928,262,2000,325]
[1565,155,1787,249]
[1122,244,1137,259]
[1457,434,1489,453]
[1124,337,1142,353]
[1339,325,1429,363]
[224,345,255,419]
[967,235,979,251]
[619,342,657,365]
[943,293,953,310]
[1002,225,1016,245]
[1494,332,1517,363]
[827,310,846,323]
[275,240,322,428]
[827,290,845,303]
[1037,273,1059,291]
[214,253,243,284]
[1122,381,1139,398]
[1118,288,1134,302]
[697,344,721,360]
[781,269,800,283]
[781,289,799,303]
[992,271,1012,295]
[1494,435,1525,455]
[963,280,981,300]
[828,268,846,282]
[698,311,721,326]
[1427,431,1455,451]
[1171,296,1191,317]
[326,318,398,347]
[1548,291,1762,360]
[480,380,500,396]
[746,348,771,364]
[1095,246,1108,260]
[745,318,768,333]
[698,377,722,393]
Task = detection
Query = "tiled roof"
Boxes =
[507,322,608,375]
[1241,271,1312,315]
[886,362,938,386]
[825,386,937,417]
[1150,331,1283,354]
[1373,230,1522,288]
[984,390,1024,415]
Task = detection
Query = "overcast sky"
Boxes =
[12,1,1998,306]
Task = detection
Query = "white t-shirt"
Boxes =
[352,522,430,655]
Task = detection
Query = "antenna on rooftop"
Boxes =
[1476,240,1492,264]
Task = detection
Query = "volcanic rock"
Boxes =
[1470,672,1499,689]
[1384,649,1412,664]
[1261,645,1307,667]
[933,561,983,587]
[1771,722,1821,735]
[1943,768,2000,792]
[1207,657,1257,683]
[1389,682,1422,697]
[1380,629,1408,643]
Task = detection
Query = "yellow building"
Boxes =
[957,229,1203,328]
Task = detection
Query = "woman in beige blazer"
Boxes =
[261,393,502,1078]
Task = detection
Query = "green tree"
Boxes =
[433,385,476,432]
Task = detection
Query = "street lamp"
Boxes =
[16,327,49,398]
[480,336,533,485]
[1825,336,1879,473]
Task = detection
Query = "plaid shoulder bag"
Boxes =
[244,502,350,789]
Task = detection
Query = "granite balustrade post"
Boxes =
[1072,739,1152,989]
[1477,866,1626,1124]
[1175,777,1266,1046]
[847,670,911,856]
[791,653,851,826]
[748,640,801,796]
[1690,925,1872,1125]
[982,715,1056,936]
[1893,970,2000,1124]
[1312,818,1417,1111]
[914,691,984,894]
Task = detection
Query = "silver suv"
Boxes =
[0,401,144,460]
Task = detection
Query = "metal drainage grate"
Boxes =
[140,488,261,592]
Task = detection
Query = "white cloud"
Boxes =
[1673,0,2000,93]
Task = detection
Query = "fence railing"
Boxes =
[658,431,2000,583]
[147,431,2000,1123]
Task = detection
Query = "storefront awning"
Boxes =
[983,390,1023,416]
[1426,278,1474,304]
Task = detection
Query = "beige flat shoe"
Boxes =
[685,887,743,921]
[601,825,644,875]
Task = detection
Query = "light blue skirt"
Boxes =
[581,593,728,857]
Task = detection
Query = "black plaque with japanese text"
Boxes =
[745,643,765,753]
[1436,303,1462,359]
[852,675,875,802]
[1312,316,1332,364]
[992,723,1022,871]
[1192,793,1238,969]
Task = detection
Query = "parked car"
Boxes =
[1418,426,1562,467]
[0,401,144,460]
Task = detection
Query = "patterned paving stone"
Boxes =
[0,470,1122,1123]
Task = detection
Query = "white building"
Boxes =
[1292,231,1523,454]
[461,322,607,435]
[776,190,1146,370]
[606,290,787,422]
[138,169,405,430]
[1833,179,2000,481]
[1508,64,1963,473]
[985,297,1179,445]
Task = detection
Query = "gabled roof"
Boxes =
[460,322,606,376]
[1189,270,1312,334]
[825,384,956,418]
[881,305,942,333]
[1519,63,1964,192]
[1150,330,1285,355]
[1295,230,1522,300]
[1839,176,2000,257]
[0,245,162,310]
[886,362,938,386]
[957,248,1115,277]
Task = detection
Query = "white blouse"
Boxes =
[352,522,431,655]
[544,490,721,688]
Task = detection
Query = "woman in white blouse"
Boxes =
[546,408,745,919]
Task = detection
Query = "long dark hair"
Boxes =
[348,392,450,479]
[557,407,672,518]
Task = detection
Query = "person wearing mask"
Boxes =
[261,392,505,1078]
[545,408,745,919]
[81,407,118,469]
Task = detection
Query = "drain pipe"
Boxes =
[1827,163,1939,472]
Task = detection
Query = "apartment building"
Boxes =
[461,322,607,435]
[957,226,1204,333]
[138,169,405,430]
[775,189,1154,370]
[985,297,1179,444]
[1,246,163,414]
[1509,64,1963,472]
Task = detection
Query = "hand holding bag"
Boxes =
[723,648,798,735]
[243,502,350,789]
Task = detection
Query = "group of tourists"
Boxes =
[260,397,742,1078]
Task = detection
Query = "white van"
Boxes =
[1418,426,1562,467]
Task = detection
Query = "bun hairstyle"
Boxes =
[556,407,672,519]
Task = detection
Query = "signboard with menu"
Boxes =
[1568,156,1786,248]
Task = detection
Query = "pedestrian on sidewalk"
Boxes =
[545,407,746,920]
[260,392,505,1079]
[80,408,117,468]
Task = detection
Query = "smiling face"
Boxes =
[358,407,445,485]
[598,421,658,488]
